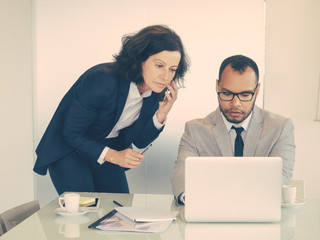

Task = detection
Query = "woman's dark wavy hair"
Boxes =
[113,25,189,86]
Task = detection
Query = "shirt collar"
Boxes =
[221,109,252,132]
[128,82,152,99]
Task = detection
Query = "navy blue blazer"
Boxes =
[34,63,163,175]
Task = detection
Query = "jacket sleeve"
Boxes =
[268,118,295,185]
[171,121,199,199]
[62,71,117,163]
[132,104,164,148]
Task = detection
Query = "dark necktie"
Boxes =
[232,126,244,157]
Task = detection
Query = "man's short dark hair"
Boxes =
[218,55,259,83]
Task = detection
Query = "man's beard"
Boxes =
[219,100,256,124]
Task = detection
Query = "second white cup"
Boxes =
[282,185,296,204]
[59,193,80,213]
[59,223,80,238]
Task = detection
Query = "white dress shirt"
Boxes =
[220,111,252,155]
[97,82,164,164]
[178,110,253,205]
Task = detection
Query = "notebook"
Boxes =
[184,156,282,222]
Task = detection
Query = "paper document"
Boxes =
[114,207,176,222]
[96,212,173,233]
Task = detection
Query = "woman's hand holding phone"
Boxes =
[156,81,178,124]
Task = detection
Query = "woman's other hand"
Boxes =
[105,148,144,168]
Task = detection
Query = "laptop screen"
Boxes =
[185,156,282,222]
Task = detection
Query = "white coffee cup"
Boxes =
[59,223,80,238]
[59,193,80,213]
[282,185,296,204]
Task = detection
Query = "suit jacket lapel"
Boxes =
[101,78,129,138]
[140,93,157,118]
[114,78,130,124]
[116,93,158,146]
[211,109,233,156]
[128,92,157,131]
[243,106,263,156]
[114,80,157,125]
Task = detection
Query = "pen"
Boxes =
[141,143,152,154]
[113,200,123,207]
[88,209,117,229]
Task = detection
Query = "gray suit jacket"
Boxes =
[171,106,295,198]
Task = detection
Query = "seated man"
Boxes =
[171,55,295,205]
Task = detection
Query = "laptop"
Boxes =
[184,223,281,240]
[184,157,282,222]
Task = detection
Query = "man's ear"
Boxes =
[216,79,219,92]
[256,83,261,96]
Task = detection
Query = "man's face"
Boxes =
[216,64,260,124]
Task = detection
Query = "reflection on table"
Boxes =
[0,193,319,240]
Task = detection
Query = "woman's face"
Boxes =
[140,50,181,93]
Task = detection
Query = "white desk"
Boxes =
[1,193,319,239]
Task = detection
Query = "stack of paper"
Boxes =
[115,207,176,222]
[96,207,176,233]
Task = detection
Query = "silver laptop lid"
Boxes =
[185,157,282,222]
[185,223,281,240]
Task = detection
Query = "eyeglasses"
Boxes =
[217,84,259,102]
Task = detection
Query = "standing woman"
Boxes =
[33,25,189,195]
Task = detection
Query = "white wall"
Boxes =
[265,0,320,198]
[2,0,319,212]
[0,0,34,213]
[34,0,265,206]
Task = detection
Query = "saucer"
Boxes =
[55,207,89,216]
[54,215,90,224]
[281,199,306,208]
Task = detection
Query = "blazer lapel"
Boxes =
[243,106,263,156]
[128,93,157,130]
[114,78,130,124]
[211,109,233,156]
[140,93,157,118]
[100,78,129,138]
[117,93,158,146]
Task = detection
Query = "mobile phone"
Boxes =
[63,197,100,210]
[158,88,167,101]
[83,197,100,210]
